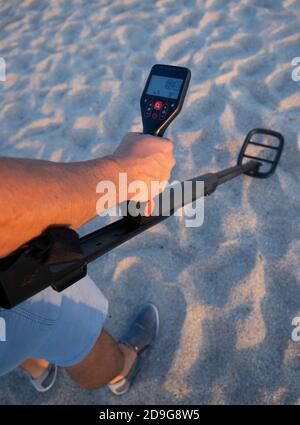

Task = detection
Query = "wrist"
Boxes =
[88,155,129,206]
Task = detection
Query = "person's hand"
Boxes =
[112,132,176,202]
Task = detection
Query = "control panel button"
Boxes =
[152,112,158,119]
[144,100,154,117]
[159,104,169,120]
[154,101,163,110]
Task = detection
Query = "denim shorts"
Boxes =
[0,274,108,376]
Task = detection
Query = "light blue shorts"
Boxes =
[0,274,108,376]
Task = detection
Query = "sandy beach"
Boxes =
[0,0,299,405]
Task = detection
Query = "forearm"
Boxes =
[0,132,176,258]
[0,156,122,258]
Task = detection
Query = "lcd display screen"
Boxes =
[146,75,183,99]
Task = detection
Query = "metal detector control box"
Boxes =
[140,64,191,136]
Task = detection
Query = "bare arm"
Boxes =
[0,156,121,257]
[0,133,175,258]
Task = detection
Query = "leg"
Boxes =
[65,329,137,390]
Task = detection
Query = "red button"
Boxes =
[154,101,163,110]
[152,112,158,119]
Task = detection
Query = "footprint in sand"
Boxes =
[190,86,226,119]
[182,11,204,28]
[205,34,262,63]
[48,61,72,85]
[266,67,296,98]
[123,25,150,51]
[60,21,83,45]
[188,96,219,122]
[157,29,203,62]
[2,102,30,124]
[193,239,257,308]
[71,117,97,149]
[247,82,275,106]
[237,53,275,79]
[71,127,95,149]
[65,88,99,113]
